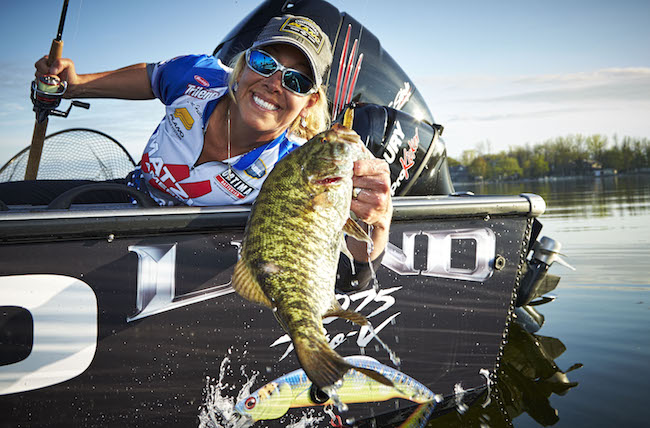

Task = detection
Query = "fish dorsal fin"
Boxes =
[232,259,273,308]
[324,301,369,326]
[343,218,372,245]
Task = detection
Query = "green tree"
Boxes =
[460,149,478,166]
[493,155,522,179]
[586,134,607,163]
[468,156,488,178]
[523,154,549,177]
[447,157,461,167]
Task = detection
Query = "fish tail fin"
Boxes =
[294,335,394,389]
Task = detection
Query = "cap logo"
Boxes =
[280,17,324,53]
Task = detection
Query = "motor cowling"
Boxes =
[342,103,453,196]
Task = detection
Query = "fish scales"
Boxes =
[232,125,392,390]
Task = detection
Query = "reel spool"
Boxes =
[30,74,88,123]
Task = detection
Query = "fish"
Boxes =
[231,124,391,390]
[233,355,438,422]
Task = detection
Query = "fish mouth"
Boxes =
[315,176,343,185]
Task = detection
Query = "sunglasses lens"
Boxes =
[247,50,277,76]
[283,71,314,95]
[247,49,315,95]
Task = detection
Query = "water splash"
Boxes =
[198,351,332,428]
[197,353,258,428]
[478,368,493,408]
[366,224,380,293]
[285,412,326,428]
[322,381,349,413]
[366,322,401,367]
[453,383,469,414]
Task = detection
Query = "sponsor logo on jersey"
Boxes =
[215,169,254,200]
[184,84,221,101]
[141,153,211,203]
[244,159,267,179]
[194,75,209,87]
[173,108,194,130]
[168,113,185,139]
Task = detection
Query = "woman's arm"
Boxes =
[35,56,154,100]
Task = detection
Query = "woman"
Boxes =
[30,14,392,286]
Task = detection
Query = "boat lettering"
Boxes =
[390,127,420,195]
[382,120,404,164]
[388,81,413,110]
[269,286,402,361]
[0,275,97,395]
[382,228,497,282]
[127,244,234,322]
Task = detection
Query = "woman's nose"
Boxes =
[265,70,284,92]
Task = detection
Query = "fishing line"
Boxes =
[71,0,84,44]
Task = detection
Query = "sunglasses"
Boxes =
[245,49,316,96]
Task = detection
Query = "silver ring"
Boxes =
[352,187,361,199]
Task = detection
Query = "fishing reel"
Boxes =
[30,74,89,123]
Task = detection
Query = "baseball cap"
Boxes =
[251,15,333,88]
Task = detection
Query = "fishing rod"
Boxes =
[25,0,89,180]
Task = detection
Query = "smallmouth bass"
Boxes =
[232,124,392,390]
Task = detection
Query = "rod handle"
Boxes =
[47,39,64,66]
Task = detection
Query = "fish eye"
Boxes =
[244,397,256,410]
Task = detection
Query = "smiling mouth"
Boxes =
[253,94,279,111]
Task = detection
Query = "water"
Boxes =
[437,174,650,427]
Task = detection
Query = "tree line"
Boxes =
[449,134,650,180]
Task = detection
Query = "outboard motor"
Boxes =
[339,103,452,196]
[214,0,454,196]
[515,236,575,332]
[517,236,575,308]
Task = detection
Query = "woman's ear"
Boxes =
[305,91,319,109]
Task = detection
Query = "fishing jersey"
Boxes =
[129,54,302,206]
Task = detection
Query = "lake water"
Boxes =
[430,174,650,427]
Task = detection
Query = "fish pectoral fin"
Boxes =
[232,259,273,308]
[343,218,372,245]
[324,303,369,326]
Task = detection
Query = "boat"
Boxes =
[0,1,571,426]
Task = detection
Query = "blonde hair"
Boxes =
[227,51,330,140]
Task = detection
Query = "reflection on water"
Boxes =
[367,316,580,428]
[457,174,650,219]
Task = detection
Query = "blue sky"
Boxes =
[1,0,649,164]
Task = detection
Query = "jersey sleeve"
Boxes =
[149,55,231,105]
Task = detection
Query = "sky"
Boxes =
[1,0,649,165]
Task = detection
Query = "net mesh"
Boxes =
[0,128,136,182]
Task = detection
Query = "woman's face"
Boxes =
[233,44,319,140]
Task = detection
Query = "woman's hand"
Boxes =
[350,158,392,229]
[35,56,80,97]
[348,157,393,262]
